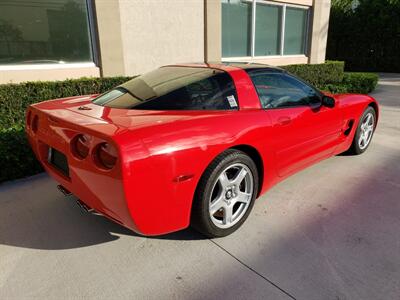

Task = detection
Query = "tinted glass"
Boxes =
[255,3,282,56]
[284,8,308,55]
[222,0,252,57]
[0,0,93,65]
[248,72,321,109]
[93,67,238,111]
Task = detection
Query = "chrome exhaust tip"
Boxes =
[57,185,71,196]
[75,198,94,213]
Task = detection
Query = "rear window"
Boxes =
[92,67,238,110]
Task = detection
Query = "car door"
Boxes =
[248,71,342,177]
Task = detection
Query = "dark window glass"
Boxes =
[222,0,252,57]
[93,67,239,111]
[284,7,308,55]
[255,3,282,56]
[0,0,93,65]
[248,72,321,109]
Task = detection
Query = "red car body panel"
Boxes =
[26,63,379,235]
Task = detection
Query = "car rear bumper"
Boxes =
[26,106,141,233]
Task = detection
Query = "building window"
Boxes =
[221,0,252,57]
[222,0,309,58]
[0,0,94,65]
[255,3,282,56]
[284,7,308,55]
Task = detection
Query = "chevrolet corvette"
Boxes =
[26,63,379,237]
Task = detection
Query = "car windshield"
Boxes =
[92,67,238,110]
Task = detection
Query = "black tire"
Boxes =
[191,149,259,238]
[348,106,376,155]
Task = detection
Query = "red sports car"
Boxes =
[26,63,379,237]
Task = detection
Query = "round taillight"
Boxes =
[72,134,90,159]
[95,142,117,170]
[31,115,39,133]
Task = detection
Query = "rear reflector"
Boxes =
[95,142,117,170]
[71,134,90,159]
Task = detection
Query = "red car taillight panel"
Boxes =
[71,134,90,159]
[94,142,118,170]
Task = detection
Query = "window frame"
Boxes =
[246,69,323,110]
[222,0,311,60]
[0,0,98,70]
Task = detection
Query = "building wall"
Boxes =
[0,64,99,84]
[309,0,331,64]
[118,0,205,76]
[0,0,331,83]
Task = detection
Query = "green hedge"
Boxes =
[341,72,379,94]
[0,126,42,182]
[318,72,379,94]
[282,61,378,94]
[0,63,378,183]
[282,61,345,86]
[0,76,132,183]
[0,76,132,130]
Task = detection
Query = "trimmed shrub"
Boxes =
[341,72,379,94]
[318,72,379,94]
[0,76,133,130]
[282,61,345,86]
[0,126,42,182]
[0,76,132,183]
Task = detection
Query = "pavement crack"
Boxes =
[209,239,297,300]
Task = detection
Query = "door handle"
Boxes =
[277,116,291,126]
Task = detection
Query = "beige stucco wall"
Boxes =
[118,0,205,75]
[0,65,100,84]
[205,0,221,62]
[94,0,125,76]
[309,0,331,64]
[0,0,331,84]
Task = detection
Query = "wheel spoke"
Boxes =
[209,162,254,229]
[210,195,224,215]
[359,134,365,146]
[233,167,247,186]
[236,191,251,204]
[218,171,230,189]
[365,114,371,125]
[223,206,233,225]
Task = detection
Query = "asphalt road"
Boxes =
[1,74,399,300]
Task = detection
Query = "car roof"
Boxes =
[164,62,285,73]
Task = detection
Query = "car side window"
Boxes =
[248,72,321,109]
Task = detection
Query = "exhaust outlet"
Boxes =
[75,198,94,213]
[57,185,71,196]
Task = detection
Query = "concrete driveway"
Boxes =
[1,75,399,300]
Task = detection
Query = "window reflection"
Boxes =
[0,0,93,65]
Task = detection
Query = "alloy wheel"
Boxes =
[208,163,254,229]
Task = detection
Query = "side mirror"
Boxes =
[322,96,335,108]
